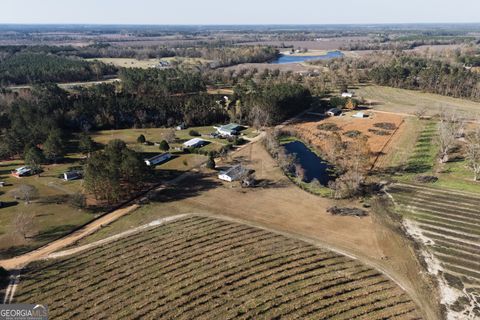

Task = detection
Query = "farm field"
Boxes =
[289,110,405,168]
[388,183,480,319]
[13,215,422,320]
[87,57,210,69]
[356,86,480,118]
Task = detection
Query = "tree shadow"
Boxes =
[148,172,222,204]
[33,224,79,242]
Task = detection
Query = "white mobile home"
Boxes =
[183,138,208,148]
[145,153,172,166]
[341,92,353,98]
[218,165,247,182]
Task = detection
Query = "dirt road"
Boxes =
[0,204,139,270]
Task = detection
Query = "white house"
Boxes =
[218,165,247,182]
[216,123,242,137]
[341,92,354,98]
[145,153,172,166]
[183,138,208,148]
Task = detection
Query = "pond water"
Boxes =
[271,51,343,64]
[283,140,335,186]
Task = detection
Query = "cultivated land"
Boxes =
[62,139,441,320]
[289,110,405,168]
[356,85,480,118]
[14,215,422,320]
[388,183,480,319]
[87,57,210,69]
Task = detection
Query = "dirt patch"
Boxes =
[288,111,405,168]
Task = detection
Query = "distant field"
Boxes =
[356,86,480,118]
[389,184,480,319]
[14,215,421,320]
[88,57,209,69]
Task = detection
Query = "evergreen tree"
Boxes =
[43,130,65,163]
[159,140,170,151]
[24,146,44,171]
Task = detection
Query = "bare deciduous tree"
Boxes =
[465,126,480,181]
[13,211,35,241]
[438,111,464,163]
[163,129,177,143]
[11,184,38,204]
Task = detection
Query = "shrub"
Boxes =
[373,122,396,130]
[317,123,340,132]
[159,140,170,151]
[343,130,362,138]
[137,134,146,144]
[206,156,216,169]
[368,129,390,136]
[189,130,201,137]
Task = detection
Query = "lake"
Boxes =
[271,51,343,64]
[283,141,335,186]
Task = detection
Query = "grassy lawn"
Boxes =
[0,160,94,259]
[356,85,480,117]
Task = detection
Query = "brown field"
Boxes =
[238,37,372,50]
[289,111,405,167]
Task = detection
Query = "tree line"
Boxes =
[0,52,117,85]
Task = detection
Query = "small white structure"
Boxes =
[64,171,82,181]
[341,92,353,98]
[352,112,368,118]
[218,165,247,182]
[183,138,208,148]
[0,181,5,187]
[145,153,172,166]
[326,108,342,117]
[12,166,33,178]
[175,123,187,131]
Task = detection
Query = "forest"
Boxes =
[0,52,117,85]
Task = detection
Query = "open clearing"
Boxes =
[13,215,421,320]
[388,183,480,319]
[289,110,405,168]
[356,86,480,118]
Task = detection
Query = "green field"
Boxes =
[356,85,480,117]
[14,215,421,319]
[0,160,94,259]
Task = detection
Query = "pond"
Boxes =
[271,51,343,64]
[283,140,336,186]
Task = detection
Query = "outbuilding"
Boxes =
[341,92,354,98]
[12,166,33,178]
[64,171,83,181]
[326,108,342,117]
[145,153,172,166]
[183,138,208,148]
[218,165,248,182]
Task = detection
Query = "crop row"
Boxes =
[14,216,420,320]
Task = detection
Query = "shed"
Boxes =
[326,108,342,117]
[64,171,82,181]
[218,165,248,182]
[145,153,172,166]
[12,166,33,178]
[183,138,208,148]
[352,112,368,118]
[341,92,354,98]
[175,123,187,131]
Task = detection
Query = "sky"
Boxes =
[1,0,480,25]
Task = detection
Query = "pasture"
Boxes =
[0,160,93,259]
[356,86,480,118]
[389,183,480,319]
[13,215,421,320]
